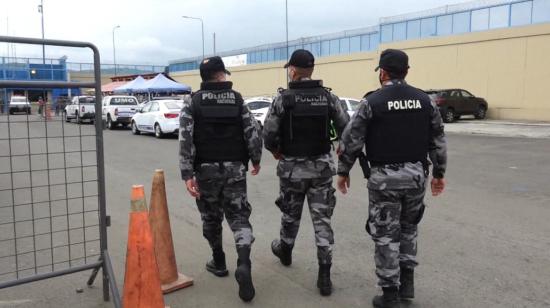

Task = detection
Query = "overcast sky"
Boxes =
[0,0,473,65]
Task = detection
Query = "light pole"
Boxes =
[38,0,45,64]
[182,16,204,60]
[112,25,120,76]
[213,32,216,55]
[285,0,289,84]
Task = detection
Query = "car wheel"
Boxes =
[76,113,81,124]
[474,105,487,120]
[131,121,141,135]
[107,115,115,130]
[443,108,456,123]
[154,123,164,138]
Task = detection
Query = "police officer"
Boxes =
[179,56,262,302]
[263,49,350,296]
[337,49,447,307]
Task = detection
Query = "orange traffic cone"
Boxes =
[123,185,166,308]
[150,169,194,293]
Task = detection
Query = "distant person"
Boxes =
[38,97,45,117]
[262,49,349,296]
[337,49,447,307]
[178,56,262,302]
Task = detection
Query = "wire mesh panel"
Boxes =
[0,36,119,307]
[0,98,101,282]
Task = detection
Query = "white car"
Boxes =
[102,95,139,130]
[8,96,31,115]
[130,99,183,138]
[64,96,96,123]
[244,97,272,129]
[339,97,362,117]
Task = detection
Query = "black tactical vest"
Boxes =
[192,81,248,165]
[280,80,331,157]
[365,80,432,164]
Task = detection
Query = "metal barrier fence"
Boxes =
[0,36,120,307]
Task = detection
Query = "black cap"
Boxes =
[375,49,409,73]
[284,49,315,68]
[199,56,231,81]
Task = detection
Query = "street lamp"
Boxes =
[182,15,204,60]
[38,0,45,64]
[112,25,120,76]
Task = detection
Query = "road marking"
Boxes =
[0,300,33,306]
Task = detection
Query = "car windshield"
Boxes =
[110,97,137,105]
[163,101,184,110]
[11,97,27,103]
[349,100,361,111]
[79,97,95,104]
[247,101,271,110]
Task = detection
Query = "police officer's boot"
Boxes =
[235,247,255,302]
[205,249,229,277]
[271,239,292,266]
[317,263,332,296]
[372,287,400,308]
[399,266,414,299]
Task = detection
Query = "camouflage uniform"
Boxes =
[338,80,447,287]
[263,80,350,264]
[179,94,263,250]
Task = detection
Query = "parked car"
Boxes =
[425,89,488,123]
[8,96,31,115]
[244,97,272,129]
[339,97,362,117]
[102,95,139,130]
[130,99,183,138]
[63,96,96,123]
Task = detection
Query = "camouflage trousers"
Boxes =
[366,187,426,287]
[196,176,254,251]
[276,177,336,265]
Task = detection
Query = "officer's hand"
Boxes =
[431,178,445,196]
[185,178,201,199]
[273,152,282,160]
[251,164,261,176]
[337,176,350,194]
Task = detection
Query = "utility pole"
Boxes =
[213,32,216,55]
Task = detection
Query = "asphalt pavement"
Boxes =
[1,119,550,308]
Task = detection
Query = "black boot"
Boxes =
[235,247,255,302]
[271,239,292,266]
[206,249,228,277]
[372,287,400,308]
[317,263,332,296]
[399,267,414,299]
